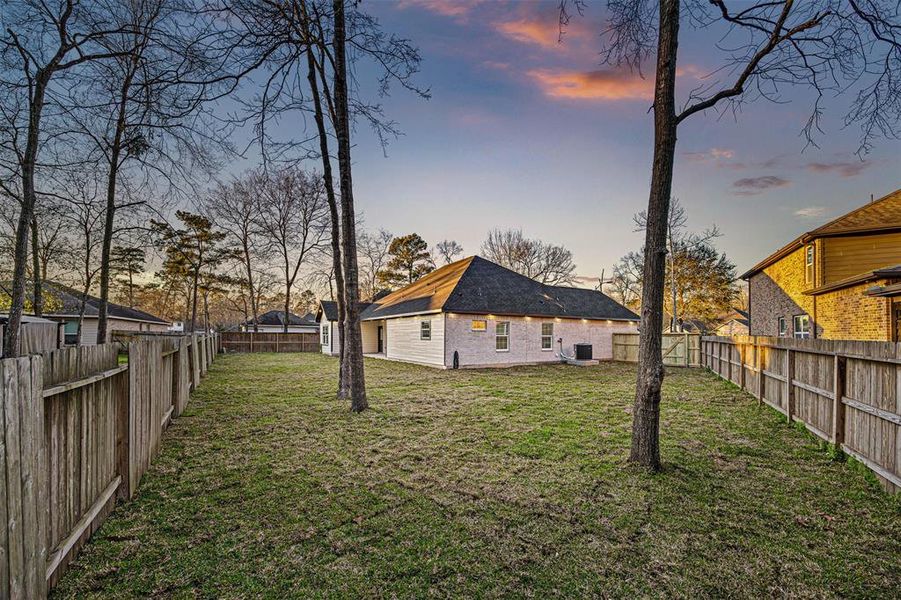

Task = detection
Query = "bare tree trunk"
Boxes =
[304,20,348,398]
[30,216,44,317]
[76,290,88,347]
[97,67,135,344]
[204,289,210,332]
[669,227,678,331]
[241,239,260,332]
[333,0,367,412]
[190,271,200,332]
[4,68,52,357]
[284,284,291,334]
[630,0,680,471]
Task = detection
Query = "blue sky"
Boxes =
[254,0,901,280]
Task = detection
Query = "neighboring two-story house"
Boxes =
[741,189,901,341]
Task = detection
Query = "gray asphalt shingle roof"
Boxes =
[244,310,316,327]
[0,280,168,324]
[356,256,639,322]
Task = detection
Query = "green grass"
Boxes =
[53,354,900,598]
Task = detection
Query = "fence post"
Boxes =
[832,354,846,446]
[786,348,795,424]
[756,337,764,406]
[738,339,746,390]
[726,341,732,382]
[250,331,253,353]
[0,356,49,599]
[116,358,133,500]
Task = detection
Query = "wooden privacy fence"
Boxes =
[613,332,701,367]
[220,331,319,353]
[0,322,64,358]
[1,332,219,598]
[702,335,900,494]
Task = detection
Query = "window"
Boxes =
[471,319,487,332]
[777,317,786,337]
[495,321,510,351]
[541,323,554,350]
[793,315,811,339]
[420,320,431,340]
[805,244,814,283]
[321,324,329,346]
[62,321,79,345]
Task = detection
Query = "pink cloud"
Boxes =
[395,0,485,18]
[527,68,654,101]
[732,175,791,196]
[684,147,735,162]
[805,161,870,177]
[496,17,562,49]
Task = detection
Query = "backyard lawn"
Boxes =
[54,353,900,598]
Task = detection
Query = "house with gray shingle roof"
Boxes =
[316,256,639,368]
[240,309,318,333]
[0,280,169,345]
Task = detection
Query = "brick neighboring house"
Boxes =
[316,255,639,368]
[741,189,901,341]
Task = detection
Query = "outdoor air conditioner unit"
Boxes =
[574,343,592,360]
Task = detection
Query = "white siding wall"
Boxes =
[361,320,380,354]
[79,319,99,346]
[69,317,167,345]
[317,316,339,356]
[444,313,637,367]
[385,314,445,366]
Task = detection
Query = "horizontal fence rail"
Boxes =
[1,332,220,597]
[702,335,900,494]
[220,331,319,353]
[613,332,701,367]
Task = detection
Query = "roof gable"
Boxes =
[812,189,901,235]
[363,257,474,318]
[742,188,901,278]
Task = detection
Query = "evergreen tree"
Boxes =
[378,233,433,289]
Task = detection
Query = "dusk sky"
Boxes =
[254,0,901,280]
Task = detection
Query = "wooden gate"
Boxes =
[612,332,701,367]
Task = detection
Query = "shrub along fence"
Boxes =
[0,332,219,598]
[220,331,319,353]
[702,335,900,494]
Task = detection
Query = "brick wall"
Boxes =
[814,280,891,340]
[749,244,892,340]
[444,313,636,367]
[749,247,820,337]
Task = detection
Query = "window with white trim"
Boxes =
[496,321,510,351]
[541,323,553,350]
[471,319,487,332]
[420,320,431,340]
[777,317,786,337]
[793,314,811,339]
[321,323,329,345]
[805,244,814,284]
